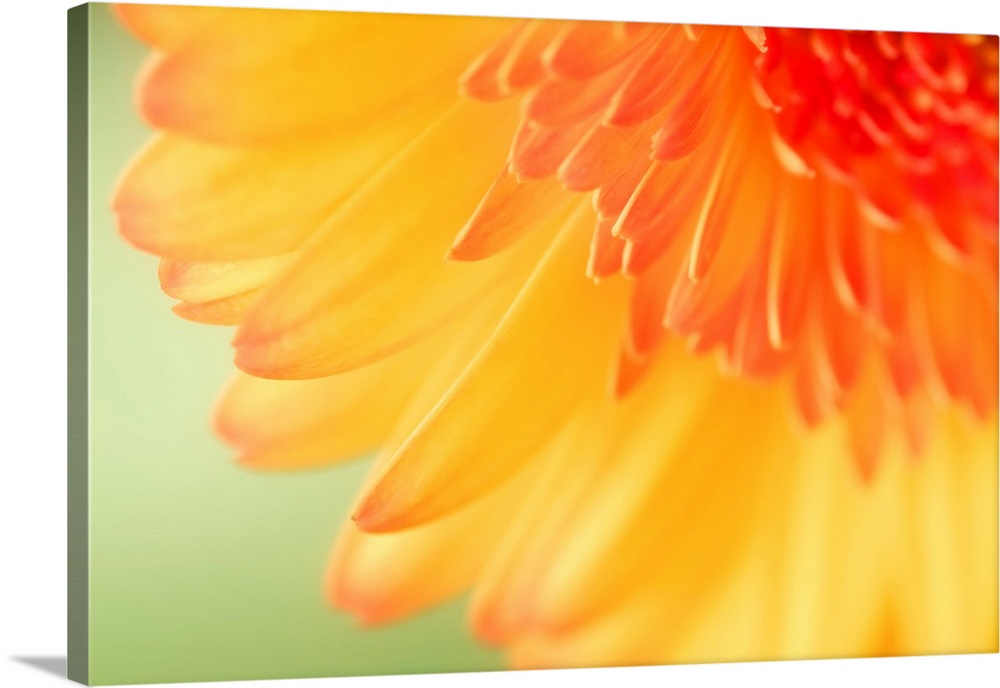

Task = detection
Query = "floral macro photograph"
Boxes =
[70,0,997,685]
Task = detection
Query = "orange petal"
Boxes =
[723,248,789,380]
[918,261,962,397]
[447,166,569,261]
[543,21,655,80]
[823,184,885,324]
[686,134,748,281]
[764,180,815,349]
[605,25,725,127]
[459,20,532,101]
[819,288,865,395]
[559,119,657,192]
[610,345,654,398]
[586,217,625,280]
[592,153,652,222]
[793,354,835,428]
[845,363,887,482]
[627,250,680,356]
[523,57,631,128]
[508,118,592,180]
[496,19,563,92]
[612,159,700,245]
[650,40,738,161]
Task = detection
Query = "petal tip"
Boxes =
[324,566,391,627]
[349,503,396,534]
[443,240,475,263]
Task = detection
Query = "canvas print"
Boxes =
[69,2,998,685]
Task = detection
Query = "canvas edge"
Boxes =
[68,3,91,685]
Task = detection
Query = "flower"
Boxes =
[112,3,998,669]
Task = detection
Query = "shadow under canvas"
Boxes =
[12,656,69,679]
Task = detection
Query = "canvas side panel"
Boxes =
[68,3,90,685]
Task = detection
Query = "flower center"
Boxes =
[455,22,998,469]
[755,29,999,243]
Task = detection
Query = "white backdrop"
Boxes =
[1,1,997,686]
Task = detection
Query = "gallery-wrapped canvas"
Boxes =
[68,2,998,685]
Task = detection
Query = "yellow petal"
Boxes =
[663,550,786,666]
[764,425,888,660]
[232,99,541,379]
[158,254,294,303]
[327,520,484,625]
[352,204,628,533]
[508,355,795,635]
[214,304,511,470]
[326,456,534,625]
[507,596,666,669]
[887,415,999,654]
[113,127,423,260]
[469,415,607,645]
[214,367,417,471]
[137,8,516,145]
[113,3,223,49]
[172,290,261,326]
[327,299,569,622]
[500,422,866,668]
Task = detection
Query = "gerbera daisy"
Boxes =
[111,2,998,669]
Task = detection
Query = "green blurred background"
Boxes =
[86,4,501,683]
